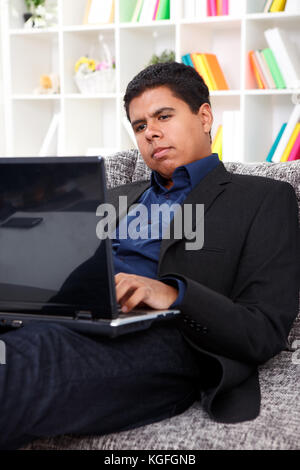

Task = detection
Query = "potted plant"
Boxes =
[23,0,46,27]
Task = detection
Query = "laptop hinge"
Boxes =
[75,311,93,321]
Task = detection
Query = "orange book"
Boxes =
[249,51,265,89]
[216,0,223,15]
[201,53,229,90]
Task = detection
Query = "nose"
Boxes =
[144,121,163,141]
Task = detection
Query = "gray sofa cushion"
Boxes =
[22,152,300,450]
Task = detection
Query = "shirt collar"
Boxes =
[151,153,220,191]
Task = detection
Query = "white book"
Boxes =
[264,28,300,89]
[222,111,235,163]
[122,116,138,148]
[233,111,242,162]
[195,0,206,18]
[183,0,195,18]
[139,0,157,22]
[255,50,276,89]
[285,0,300,13]
[39,113,60,157]
[271,104,300,162]
[87,0,113,24]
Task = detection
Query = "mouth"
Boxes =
[152,147,172,160]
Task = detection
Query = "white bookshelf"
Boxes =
[1,0,300,162]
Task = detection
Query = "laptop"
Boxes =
[0,156,180,337]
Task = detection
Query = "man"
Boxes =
[0,62,299,450]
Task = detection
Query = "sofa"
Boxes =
[23,150,300,450]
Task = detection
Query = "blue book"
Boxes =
[182,54,194,68]
[266,123,287,162]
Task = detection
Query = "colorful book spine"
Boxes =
[272,104,300,162]
[183,54,195,68]
[190,53,215,90]
[254,51,270,89]
[201,53,229,90]
[287,131,300,161]
[258,51,276,89]
[264,0,273,12]
[281,123,300,162]
[249,51,265,89]
[269,0,287,12]
[208,0,217,16]
[261,48,286,89]
[212,124,223,160]
[216,0,222,15]
[266,123,287,162]
[131,0,144,22]
[153,0,160,20]
[222,0,229,15]
[155,0,170,20]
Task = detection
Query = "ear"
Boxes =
[198,103,213,135]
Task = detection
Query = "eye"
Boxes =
[135,123,146,133]
[159,114,171,120]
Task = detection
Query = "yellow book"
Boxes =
[196,54,216,91]
[212,125,223,160]
[280,122,300,162]
[269,0,287,12]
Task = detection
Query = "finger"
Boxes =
[121,286,150,313]
[116,278,141,304]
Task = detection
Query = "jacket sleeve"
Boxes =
[174,182,300,365]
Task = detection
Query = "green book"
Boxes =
[261,48,286,89]
[120,0,139,22]
[156,0,170,20]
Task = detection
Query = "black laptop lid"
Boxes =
[0,157,117,319]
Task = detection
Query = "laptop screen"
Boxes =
[0,157,117,319]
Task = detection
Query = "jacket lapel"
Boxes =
[158,162,232,267]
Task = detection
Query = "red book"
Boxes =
[209,0,217,16]
[288,131,300,161]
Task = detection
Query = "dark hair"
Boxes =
[123,62,211,122]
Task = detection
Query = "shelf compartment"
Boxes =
[10,32,60,95]
[64,98,117,156]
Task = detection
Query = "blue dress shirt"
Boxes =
[112,153,220,307]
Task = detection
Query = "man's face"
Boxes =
[128,86,213,181]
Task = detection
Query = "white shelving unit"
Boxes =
[1,0,300,162]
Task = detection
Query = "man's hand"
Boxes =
[115,273,178,313]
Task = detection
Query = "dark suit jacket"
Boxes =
[108,161,300,423]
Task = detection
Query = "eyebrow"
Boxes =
[131,107,175,128]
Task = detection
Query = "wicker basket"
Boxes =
[74,69,116,94]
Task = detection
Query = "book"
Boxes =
[209,0,217,16]
[263,0,274,12]
[190,53,215,91]
[266,123,287,162]
[155,0,170,20]
[183,0,195,18]
[212,125,223,159]
[258,50,276,89]
[281,123,300,161]
[119,0,137,22]
[264,27,300,89]
[84,0,114,24]
[271,104,300,162]
[287,131,300,161]
[261,48,286,89]
[285,0,300,13]
[195,0,207,18]
[39,113,60,157]
[254,51,270,89]
[222,111,236,162]
[249,51,265,89]
[216,0,223,15]
[201,53,229,90]
[152,0,160,20]
[139,0,157,22]
[222,0,229,15]
[131,0,144,22]
[269,0,287,12]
